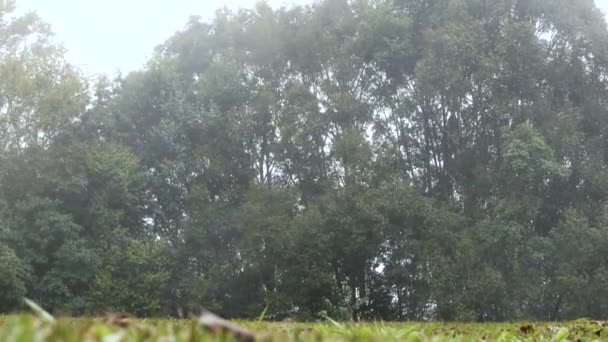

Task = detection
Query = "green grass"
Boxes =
[1,315,608,341]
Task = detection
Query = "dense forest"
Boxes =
[1,0,608,321]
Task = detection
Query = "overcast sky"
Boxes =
[13,0,608,77]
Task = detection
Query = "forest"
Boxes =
[1,0,608,322]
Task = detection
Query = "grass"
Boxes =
[2,315,608,341]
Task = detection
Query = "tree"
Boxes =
[0,242,26,312]
[0,1,87,153]
[3,0,608,321]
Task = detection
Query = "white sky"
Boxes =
[14,0,311,77]
[12,0,608,77]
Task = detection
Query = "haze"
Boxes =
[14,0,608,76]
[14,0,309,76]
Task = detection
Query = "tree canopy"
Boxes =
[2,0,608,321]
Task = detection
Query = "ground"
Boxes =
[0,315,606,341]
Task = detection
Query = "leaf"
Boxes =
[23,298,55,323]
[553,327,569,342]
[256,303,269,327]
[198,310,255,342]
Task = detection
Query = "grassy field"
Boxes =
[1,315,608,341]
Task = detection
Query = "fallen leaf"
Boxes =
[519,325,534,334]
[102,313,132,328]
[199,310,255,342]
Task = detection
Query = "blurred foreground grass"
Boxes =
[1,314,607,341]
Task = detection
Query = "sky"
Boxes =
[12,0,608,77]
[14,0,311,77]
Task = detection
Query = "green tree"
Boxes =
[0,242,26,312]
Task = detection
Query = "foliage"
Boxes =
[0,244,25,312]
[1,315,608,341]
[2,0,608,321]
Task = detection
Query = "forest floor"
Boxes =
[0,314,606,341]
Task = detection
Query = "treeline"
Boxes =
[2,0,608,321]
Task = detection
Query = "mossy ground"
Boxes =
[0,315,606,341]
